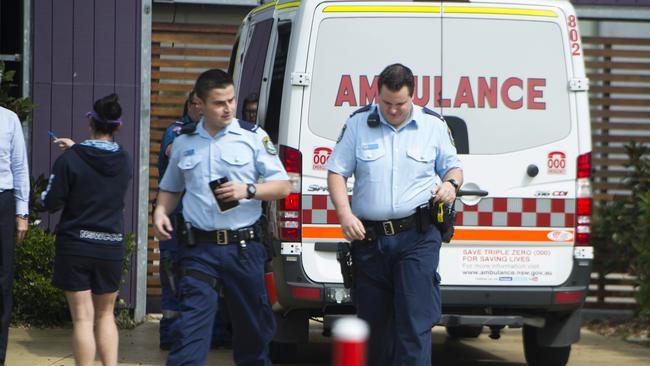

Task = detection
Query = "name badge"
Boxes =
[183,149,195,156]
[362,143,379,150]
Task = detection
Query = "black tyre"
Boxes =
[523,325,571,366]
[446,325,483,338]
[269,341,298,364]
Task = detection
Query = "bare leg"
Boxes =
[92,292,119,366]
[65,290,96,366]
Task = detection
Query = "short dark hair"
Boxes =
[90,93,122,135]
[194,69,234,101]
[243,93,259,107]
[378,63,414,96]
[182,90,196,116]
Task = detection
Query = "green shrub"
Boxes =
[0,61,36,121]
[11,226,69,327]
[636,191,650,317]
[591,141,650,315]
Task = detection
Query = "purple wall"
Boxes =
[31,0,142,306]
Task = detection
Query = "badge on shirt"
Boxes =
[263,136,277,155]
[447,127,456,147]
[336,125,347,143]
[183,149,195,156]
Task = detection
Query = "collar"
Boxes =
[197,118,241,139]
[80,139,120,152]
[376,104,417,130]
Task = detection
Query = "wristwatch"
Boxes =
[16,214,29,219]
[445,178,460,192]
[246,183,257,199]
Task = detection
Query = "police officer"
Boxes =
[157,91,200,350]
[157,91,232,350]
[241,93,259,123]
[326,63,463,365]
[153,69,291,366]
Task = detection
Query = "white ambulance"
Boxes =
[229,1,594,365]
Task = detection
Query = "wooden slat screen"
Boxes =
[148,22,238,296]
[584,36,650,309]
[584,36,650,203]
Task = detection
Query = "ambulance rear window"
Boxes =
[307,16,572,155]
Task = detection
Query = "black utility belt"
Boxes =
[191,226,258,245]
[363,212,420,238]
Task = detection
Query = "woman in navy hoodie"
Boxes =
[43,93,132,366]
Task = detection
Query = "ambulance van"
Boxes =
[229,1,594,365]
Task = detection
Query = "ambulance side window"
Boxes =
[263,22,292,143]
[443,116,469,155]
[236,19,274,120]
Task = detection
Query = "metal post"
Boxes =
[22,0,32,158]
[135,0,153,323]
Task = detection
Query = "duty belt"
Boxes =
[362,213,419,239]
[192,226,258,245]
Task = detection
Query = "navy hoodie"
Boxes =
[43,143,132,260]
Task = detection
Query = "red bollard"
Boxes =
[331,317,369,366]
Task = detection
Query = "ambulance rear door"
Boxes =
[299,2,443,284]
[439,1,580,286]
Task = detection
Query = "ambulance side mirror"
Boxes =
[443,116,469,155]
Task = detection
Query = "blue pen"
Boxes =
[48,130,57,139]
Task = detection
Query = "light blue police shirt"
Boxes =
[159,119,289,231]
[326,104,462,221]
[0,107,30,215]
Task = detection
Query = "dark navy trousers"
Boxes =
[159,216,231,348]
[0,190,15,364]
[352,225,442,366]
[166,240,274,366]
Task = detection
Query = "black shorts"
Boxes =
[52,255,122,294]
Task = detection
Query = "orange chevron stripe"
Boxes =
[301,226,574,243]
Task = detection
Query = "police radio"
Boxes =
[367,108,380,128]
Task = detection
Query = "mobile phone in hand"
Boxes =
[209,177,240,213]
[48,130,57,140]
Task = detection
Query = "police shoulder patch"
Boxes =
[336,125,347,143]
[262,136,277,155]
[238,119,259,132]
[447,126,456,147]
[349,104,372,117]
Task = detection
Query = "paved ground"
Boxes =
[5,319,650,365]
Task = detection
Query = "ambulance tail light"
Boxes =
[290,286,322,301]
[554,290,584,304]
[575,152,592,246]
[278,145,302,242]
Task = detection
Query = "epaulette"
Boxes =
[349,104,372,117]
[422,107,444,121]
[238,119,259,132]
[180,122,198,135]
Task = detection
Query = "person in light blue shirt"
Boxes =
[0,106,29,365]
[326,63,463,366]
[153,69,290,366]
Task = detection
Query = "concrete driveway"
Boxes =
[5,320,649,365]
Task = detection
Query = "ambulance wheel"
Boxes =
[446,325,483,338]
[269,341,297,364]
[523,325,571,366]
